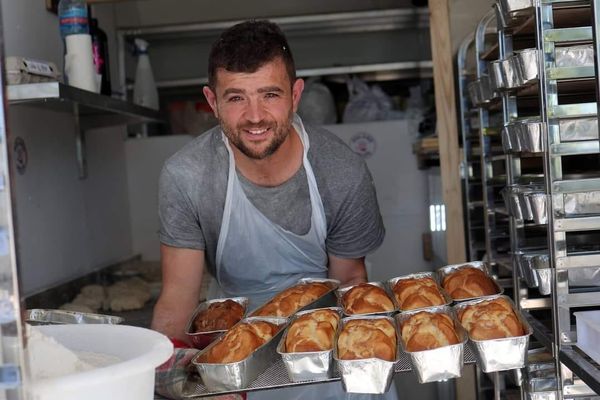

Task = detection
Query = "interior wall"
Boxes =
[1,1,131,296]
[450,0,495,53]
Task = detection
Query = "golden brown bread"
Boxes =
[202,321,278,363]
[337,318,396,361]
[458,298,525,340]
[393,277,446,310]
[400,311,459,352]
[193,299,245,333]
[252,282,331,317]
[284,309,340,352]
[442,267,498,300]
[342,283,395,315]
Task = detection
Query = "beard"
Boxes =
[220,111,294,160]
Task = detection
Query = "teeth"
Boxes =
[248,128,267,135]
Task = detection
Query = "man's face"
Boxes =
[203,58,304,160]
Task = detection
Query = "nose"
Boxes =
[244,98,265,124]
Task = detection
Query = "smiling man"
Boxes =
[152,20,391,399]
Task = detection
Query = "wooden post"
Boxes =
[429,0,467,263]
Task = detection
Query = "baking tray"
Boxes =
[396,306,467,383]
[184,297,248,350]
[437,261,503,302]
[191,316,288,391]
[336,281,397,316]
[25,309,123,325]
[386,272,452,312]
[250,278,340,317]
[454,295,532,372]
[276,307,343,382]
[182,337,479,397]
[334,314,398,394]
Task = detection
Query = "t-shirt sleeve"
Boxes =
[158,165,206,250]
[325,163,385,258]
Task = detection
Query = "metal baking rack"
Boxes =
[182,345,478,398]
[470,9,514,276]
[458,33,488,262]
[462,0,600,398]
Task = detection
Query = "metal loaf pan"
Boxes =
[501,186,524,220]
[454,295,532,372]
[490,60,506,91]
[336,281,397,316]
[555,44,594,68]
[520,253,543,289]
[334,314,398,394]
[498,0,533,22]
[559,117,598,142]
[276,307,343,382]
[518,120,544,153]
[191,316,288,392]
[25,309,123,325]
[386,272,452,312]
[184,297,249,350]
[515,48,539,86]
[396,306,467,383]
[250,277,340,317]
[437,261,503,302]
[504,57,522,89]
[564,191,600,216]
[467,75,496,105]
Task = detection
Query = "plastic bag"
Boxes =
[297,77,337,125]
[342,77,393,123]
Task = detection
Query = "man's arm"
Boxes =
[327,254,368,287]
[151,244,204,343]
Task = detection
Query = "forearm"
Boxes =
[151,245,204,342]
[328,254,368,287]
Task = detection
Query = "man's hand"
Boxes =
[151,244,205,343]
[327,254,368,287]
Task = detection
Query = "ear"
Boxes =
[291,78,305,112]
[202,86,219,118]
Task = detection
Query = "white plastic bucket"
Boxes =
[26,324,173,400]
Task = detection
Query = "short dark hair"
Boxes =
[207,20,296,89]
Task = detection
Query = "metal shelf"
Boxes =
[7,82,164,178]
[560,346,600,396]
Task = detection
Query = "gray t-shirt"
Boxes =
[158,122,385,276]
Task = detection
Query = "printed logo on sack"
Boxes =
[349,132,376,158]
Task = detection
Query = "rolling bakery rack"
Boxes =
[461,0,600,398]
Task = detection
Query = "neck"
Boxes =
[231,127,303,187]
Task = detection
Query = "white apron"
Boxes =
[211,114,399,400]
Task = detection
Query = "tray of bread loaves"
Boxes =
[337,281,397,316]
[250,278,340,317]
[454,295,532,372]
[191,316,288,391]
[185,297,249,349]
[438,262,503,302]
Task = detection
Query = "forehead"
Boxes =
[213,58,291,93]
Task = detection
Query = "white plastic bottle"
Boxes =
[133,39,159,110]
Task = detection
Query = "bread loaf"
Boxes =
[252,282,331,317]
[203,320,278,363]
[442,267,498,300]
[342,283,395,315]
[458,298,524,340]
[400,311,459,352]
[285,309,340,352]
[338,318,396,361]
[193,299,245,333]
[393,277,446,310]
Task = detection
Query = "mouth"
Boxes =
[242,126,271,141]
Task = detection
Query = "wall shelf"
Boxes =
[7,82,164,178]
